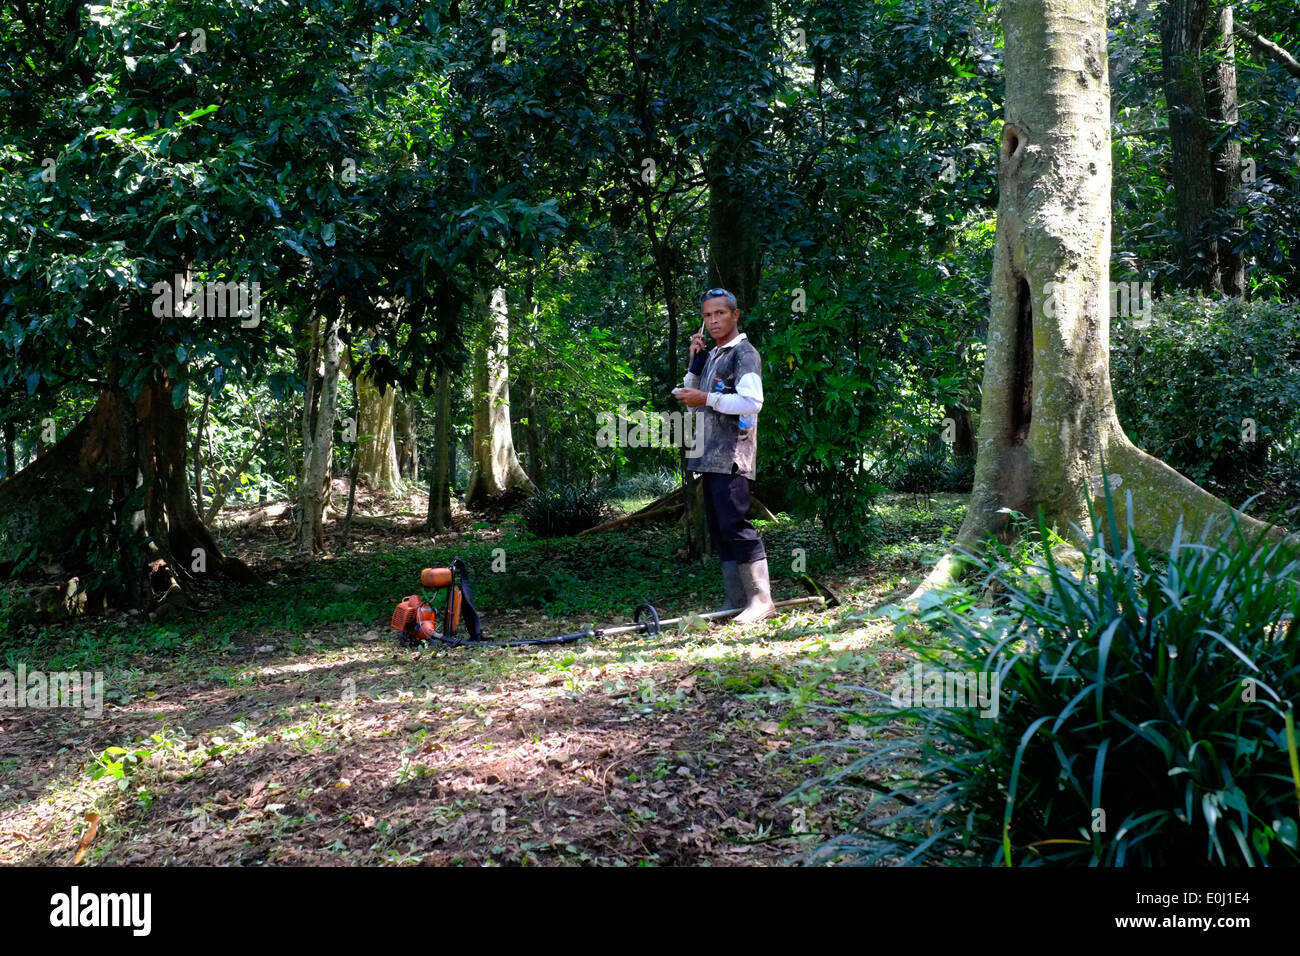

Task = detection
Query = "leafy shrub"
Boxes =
[1111,293,1300,505]
[809,496,1300,866]
[518,484,614,537]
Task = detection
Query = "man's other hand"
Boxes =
[672,387,707,408]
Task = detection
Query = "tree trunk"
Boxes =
[1161,0,1221,292]
[298,307,343,552]
[466,285,536,506]
[944,403,977,458]
[192,392,208,514]
[428,365,452,532]
[0,376,255,609]
[3,419,14,480]
[520,273,544,487]
[338,362,362,551]
[914,0,1289,595]
[356,373,401,494]
[1206,5,1245,295]
[706,138,764,313]
[395,392,419,482]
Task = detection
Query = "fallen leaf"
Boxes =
[74,812,101,864]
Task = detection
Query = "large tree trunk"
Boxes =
[355,373,401,494]
[1206,5,1245,295]
[298,307,343,552]
[944,402,977,458]
[0,375,254,609]
[1161,0,1222,292]
[395,392,419,483]
[520,273,544,487]
[427,365,453,532]
[915,0,1288,594]
[3,419,15,479]
[704,0,769,320]
[706,147,764,314]
[466,286,535,507]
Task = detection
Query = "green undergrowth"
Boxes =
[2,499,963,676]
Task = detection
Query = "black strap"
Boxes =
[451,556,485,641]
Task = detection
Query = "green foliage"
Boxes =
[602,467,680,505]
[1108,0,1300,297]
[814,497,1300,866]
[746,0,998,554]
[507,253,644,489]
[887,447,975,494]
[89,730,188,790]
[189,375,298,508]
[1111,294,1300,504]
[518,483,614,538]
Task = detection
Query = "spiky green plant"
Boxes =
[808,492,1300,866]
[518,483,613,538]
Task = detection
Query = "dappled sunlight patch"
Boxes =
[0,497,973,864]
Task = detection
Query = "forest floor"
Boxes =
[0,493,967,865]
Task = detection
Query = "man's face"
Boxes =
[701,297,739,344]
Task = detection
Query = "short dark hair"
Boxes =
[700,287,738,310]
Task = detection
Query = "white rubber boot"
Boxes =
[719,559,745,614]
[733,558,776,624]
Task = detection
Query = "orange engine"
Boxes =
[421,567,453,588]
[391,594,421,632]
[394,566,466,644]
[391,595,436,635]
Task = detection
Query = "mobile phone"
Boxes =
[689,324,708,375]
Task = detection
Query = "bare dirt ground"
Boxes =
[0,595,911,866]
[1,489,952,866]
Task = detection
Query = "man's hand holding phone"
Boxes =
[688,328,706,361]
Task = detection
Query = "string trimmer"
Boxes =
[389,556,841,649]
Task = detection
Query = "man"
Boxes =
[672,287,775,625]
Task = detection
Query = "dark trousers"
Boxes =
[702,471,766,564]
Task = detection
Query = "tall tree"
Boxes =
[355,374,402,495]
[1206,5,1245,294]
[466,284,535,505]
[1161,0,1222,292]
[427,364,453,532]
[0,0,392,596]
[298,304,343,553]
[916,0,1291,593]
